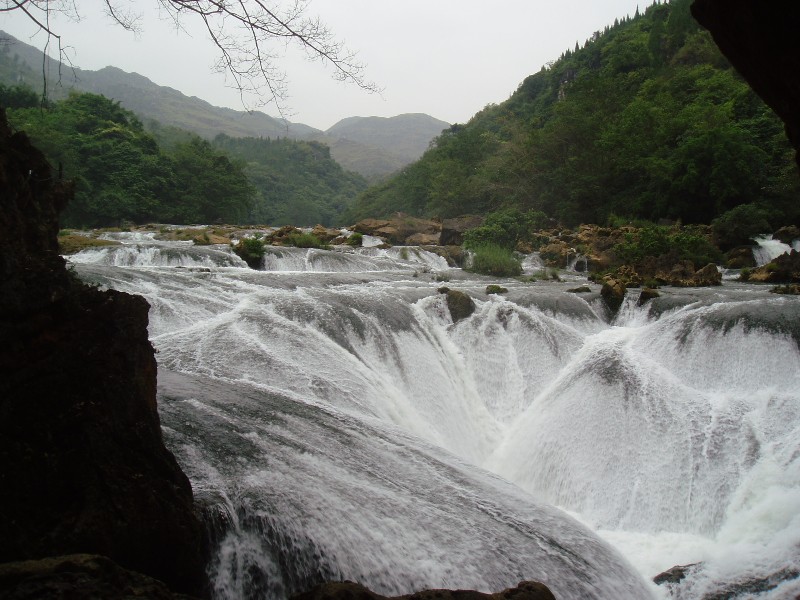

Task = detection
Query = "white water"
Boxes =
[69,239,800,600]
[752,235,800,266]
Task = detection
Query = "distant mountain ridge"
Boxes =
[0,31,449,178]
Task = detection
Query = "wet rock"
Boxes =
[291,580,556,600]
[601,278,626,312]
[693,263,723,286]
[653,563,699,585]
[486,284,508,295]
[746,250,800,283]
[771,284,800,294]
[444,289,476,322]
[773,225,800,244]
[0,109,205,596]
[637,287,661,305]
[725,246,757,269]
[539,240,572,268]
[0,554,200,600]
[567,286,592,293]
[440,215,484,246]
[423,245,465,267]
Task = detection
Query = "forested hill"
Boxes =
[2,90,368,227]
[344,0,799,228]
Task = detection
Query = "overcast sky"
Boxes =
[3,0,647,131]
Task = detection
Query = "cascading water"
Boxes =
[752,235,800,266]
[68,238,800,600]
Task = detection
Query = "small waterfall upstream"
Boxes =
[752,235,800,266]
[69,236,800,600]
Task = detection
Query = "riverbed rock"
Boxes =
[601,278,627,312]
[725,246,757,269]
[637,287,661,305]
[773,225,800,244]
[0,109,205,596]
[440,215,485,246]
[748,249,800,283]
[352,214,441,245]
[291,580,556,600]
[406,232,441,245]
[444,289,476,322]
[312,224,342,243]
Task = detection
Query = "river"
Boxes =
[68,234,800,599]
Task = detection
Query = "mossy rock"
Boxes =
[57,235,119,255]
[445,290,475,322]
[486,285,508,295]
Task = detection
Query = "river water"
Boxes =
[69,235,800,600]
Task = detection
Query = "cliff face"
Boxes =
[691,0,800,167]
[0,109,206,596]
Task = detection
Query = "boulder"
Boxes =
[748,249,800,283]
[312,224,342,243]
[291,580,556,600]
[637,287,661,306]
[692,263,723,286]
[725,246,757,269]
[443,289,476,322]
[601,278,626,312]
[539,240,573,268]
[0,109,205,596]
[773,225,800,244]
[440,215,485,246]
[353,214,441,245]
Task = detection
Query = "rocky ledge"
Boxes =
[0,109,206,597]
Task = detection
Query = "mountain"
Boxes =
[0,31,447,179]
[343,0,798,227]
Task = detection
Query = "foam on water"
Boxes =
[70,238,800,599]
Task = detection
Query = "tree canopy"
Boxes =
[344,0,799,229]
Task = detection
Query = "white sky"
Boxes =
[2,0,647,131]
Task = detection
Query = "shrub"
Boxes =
[467,244,523,277]
[287,232,327,249]
[613,225,722,266]
[463,209,549,250]
[233,236,266,269]
[347,232,363,247]
[739,267,751,282]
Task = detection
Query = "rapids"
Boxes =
[69,235,800,600]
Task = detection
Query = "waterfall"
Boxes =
[752,235,798,266]
[69,239,800,600]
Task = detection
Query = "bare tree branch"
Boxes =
[4,0,381,118]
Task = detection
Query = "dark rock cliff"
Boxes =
[0,109,206,596]
[691,0,800,167]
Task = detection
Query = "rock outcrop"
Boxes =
[691,0,800,167]
[0,110,206,596]
[439,288,476,322]
[352,214,441,245]
[291,581,556,600]
[440,215,484,246]
[0,554,198,600]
